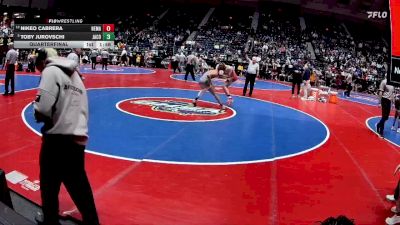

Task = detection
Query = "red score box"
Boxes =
[102,24,115,32]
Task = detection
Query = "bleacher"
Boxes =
[194,5,253,60]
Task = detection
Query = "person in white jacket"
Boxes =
[33,48,99,225]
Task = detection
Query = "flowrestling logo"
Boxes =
[133,100,223,116]
[117,97,236,122]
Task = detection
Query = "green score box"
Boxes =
[103,32,115,41]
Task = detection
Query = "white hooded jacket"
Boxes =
[34,57,89,144]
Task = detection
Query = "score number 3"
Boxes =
[103,32,115,41]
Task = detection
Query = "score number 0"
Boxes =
[102,24,115,41]
[103,24,114,32]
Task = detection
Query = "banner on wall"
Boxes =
[389,0,400,86]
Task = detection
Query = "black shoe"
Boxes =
[376,125,384,138]
[9,92,14,96]
[3,92,8,96]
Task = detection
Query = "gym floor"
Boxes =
[1,66,399,225]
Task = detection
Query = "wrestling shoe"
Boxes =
[387,195,396,202]
[386,215,400,225]
[192,98,198,107]
[227,96,233,106]
[220,104,227,112]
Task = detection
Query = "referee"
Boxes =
[3,43,18,96]
[89,49,98,70]
[184,52,197,81]
[243,55,259,97]
[101,49,109,70]
[377,77,394,138]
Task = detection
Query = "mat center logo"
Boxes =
[133,99,223,116]
[83,68,123,72]
[117,97,236,122]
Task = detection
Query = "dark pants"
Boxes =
[243,73,256,96]
[129,56,134,66]
[344,83,352,97]
[173,66,180,73]
[121,55,127,65]
[326,78,331,87]
[395,179,400,200]
[292,80,302,95]
[28,61,35,72]
[101,58,108,70]
[377,97,391,136]
[40,135,99,225]
[184,64,195,81]
[91,57,97,69]
[4,64,15,94]
[172,61,180,73]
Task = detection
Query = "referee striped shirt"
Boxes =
[6,49,18,65]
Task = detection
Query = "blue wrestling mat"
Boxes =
[366,116,400,147]
[0,75,40,93]
[23,87,329,164]
[171,74,291,91]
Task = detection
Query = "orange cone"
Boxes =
[329,92,338,104]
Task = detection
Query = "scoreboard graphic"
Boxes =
[14,24,115,49]
[390,0,400,85]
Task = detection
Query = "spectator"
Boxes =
[301,63,311,100]
[291,63,302,98]
[26,51,35,73]
[343,72,353,97]
[33,48,99,225]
